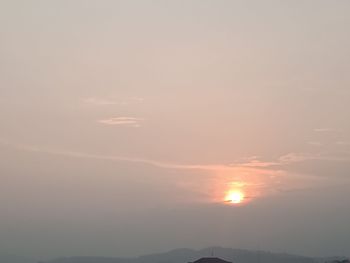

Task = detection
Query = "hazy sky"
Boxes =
[1,0,350,260]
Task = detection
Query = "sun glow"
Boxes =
[225,190,245,204]
[212,167,279,205]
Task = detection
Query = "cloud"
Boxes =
[2,138,350,204]
[1,137,348,175]
[314,128,341,133]
[336,141,350,146]
[278,153,315,163]
[278,152,350,164]
[0,138,276,172]
[98,117,144,127]
[229,156,279,168]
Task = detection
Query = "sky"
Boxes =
[1,0,350,260]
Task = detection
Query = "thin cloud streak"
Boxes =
[314,128,342,133]
[2,139,349,174]
[278,152,350,163]
[0,138,280,172]
[98,117,144,127]
[2,138,348,205]
[336,141,350,146]
[1,136,350,173]
[0,138,287,204]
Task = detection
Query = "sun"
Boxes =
[225,190,245,204]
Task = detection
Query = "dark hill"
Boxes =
[44,247,318,263]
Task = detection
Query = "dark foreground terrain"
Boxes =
[1,247,348,263]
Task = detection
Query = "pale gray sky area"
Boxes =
[1,0,350,260]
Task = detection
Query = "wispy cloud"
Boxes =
[278,152,350,163]
[314,128,341,133]
[336,141,350,146]
[0,138,287,204]
[2,136,348,173]
[2,138,349,204]
[98,117,144,127]
[0,138,276,172]
[229,156,279,168]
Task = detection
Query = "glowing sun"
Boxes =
[225,190,245,204]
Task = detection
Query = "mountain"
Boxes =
[43,247,320,263]
[0,254,37,263]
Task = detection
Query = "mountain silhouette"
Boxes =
[43,247,319,263]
